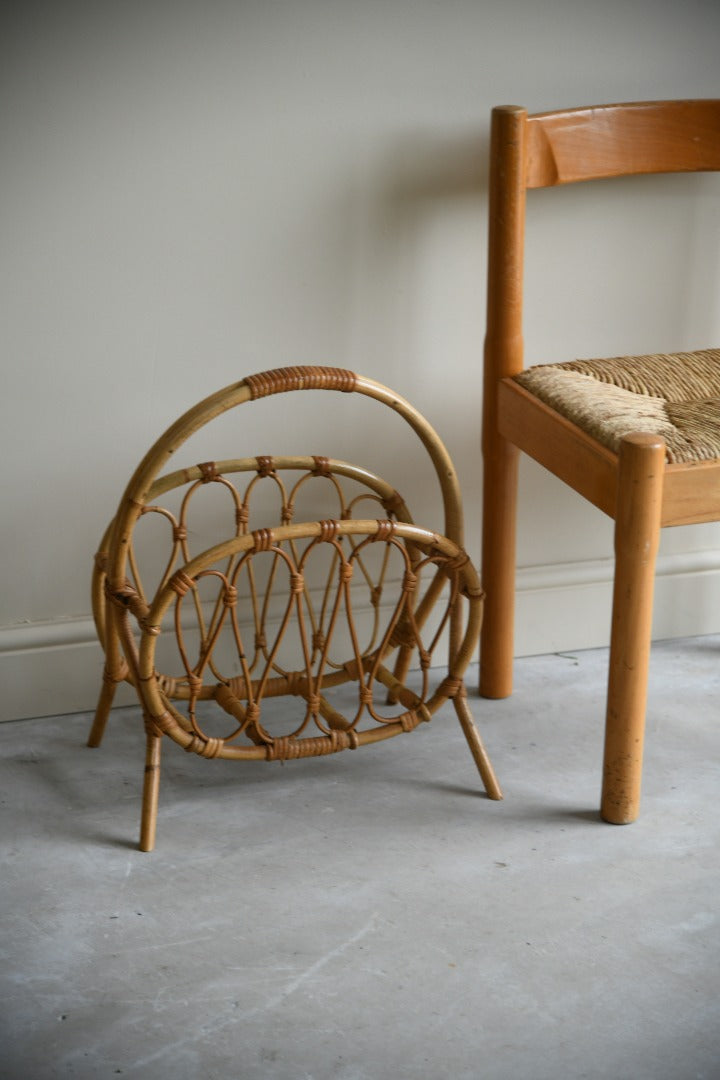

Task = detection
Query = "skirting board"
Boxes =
[2,549,720,721]
[513,548,720,656]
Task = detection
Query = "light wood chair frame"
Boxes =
[480,100,720,823]
[90,366,502,850]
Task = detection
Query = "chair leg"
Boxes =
[454,687,503,800]
[601,433,665,825]
[140,726,162,852]
[480,433,519,700]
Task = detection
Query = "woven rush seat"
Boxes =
[514,347,720,463]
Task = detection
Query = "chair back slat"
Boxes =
[525,100,720,188]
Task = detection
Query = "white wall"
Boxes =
[2,0,720,720]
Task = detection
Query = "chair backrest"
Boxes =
[484,100,720,383]
[526,100,720,187]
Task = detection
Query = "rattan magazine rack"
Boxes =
[88,367,502,849]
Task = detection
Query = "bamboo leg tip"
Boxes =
[139,820,157,851]
[87,715,108,748]
[480,769,503,801]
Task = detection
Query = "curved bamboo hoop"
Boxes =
[135,519,482,761]
[92,454,414,659]
[105,367,465,600]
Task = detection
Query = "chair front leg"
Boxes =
[601,433,665,824]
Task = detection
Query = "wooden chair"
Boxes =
[480,100,720,823]
[89,366,502,850]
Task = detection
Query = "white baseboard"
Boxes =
[3,549,720,721]
[514,548,720,656]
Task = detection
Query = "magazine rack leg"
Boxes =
[87,622,126,749]
[454,689,502,801]
[140,726,162,853]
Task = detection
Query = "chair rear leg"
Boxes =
[601,433,664,824]
[480,433,519,700]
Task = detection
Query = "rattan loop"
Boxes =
[289,572,304,595]
[402,570,418,593]
[374,519,396,542]
[444,551,469,573]
[169,569,195,598]
[319,519,339,543]
[312,456,332,477]
[251,528,274,553]
[144,715,162,739]
[106,581,138,608]
[199,461,219,483]
[148,709,175,736]
[400,711,418,733]
[185,735,223,759]
[156,674,179,696]
[103,661,129,685]
[441,675,463,699]
[266,730,354,760]
[256,456,275,477]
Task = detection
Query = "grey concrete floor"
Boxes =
[1,637,719,1080]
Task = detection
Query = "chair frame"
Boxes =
[480,100,720,823]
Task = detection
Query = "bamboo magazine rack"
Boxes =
[88,367,502,849]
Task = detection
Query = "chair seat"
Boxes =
[514,346,720,463]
